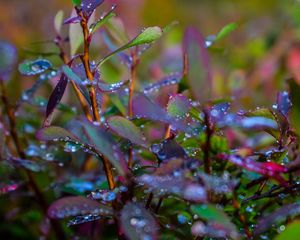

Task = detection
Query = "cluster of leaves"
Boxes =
[1,0,300,239]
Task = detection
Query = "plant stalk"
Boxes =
[79,11,115,190]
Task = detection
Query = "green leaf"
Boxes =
[54,10,64,35]
[69,10,83,56]
[275,221,300,240]
[107,116,149,147]
[89,6,116,35]
[72,0,81,6]
[98,26,163,65]
[215,22,237,41]
[167,94,191,118]
[18,59,52,76]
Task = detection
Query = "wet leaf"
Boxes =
[54,10,64,34]
[276,91,292,117]
[0,41,17,81]
[107,116,149,147]
[48,196,113,219]
[254,203,300,236]
[81,0,104,18]
[18,59,52,76]
[89,5,116,35]
[45,73,68,123]
[36,126,79,142]
[9,157,45,172]
[120,202,159,240]
[183,27,212,102]
[67,214,103,226]
[191,204,239,239]
[143,73,182,94]
[139,174,207,202]
[167,94,191,119]
[80,119,129,176]
[97,79,129,92]
[99,26,163,65]
[0,183,20,195]
[150,138,186,162]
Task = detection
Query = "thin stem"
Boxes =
[55,37,93,121]
[79,11,115,190]
[145,192,153,209]
[0,80,66,239]
[155,197,163,214]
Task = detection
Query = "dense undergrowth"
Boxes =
[1,0,300,239]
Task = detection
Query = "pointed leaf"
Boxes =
[107,116,149,147]
[36,126,79,142]
[45,73,68,120]
[183,27,212,101]
[48,196,113,219]
[215,22,237,42]
[276,91,292,117]
[89,5,116,35]
[81,0,104,18]
[80,119,129,176]
[54,10,64,34]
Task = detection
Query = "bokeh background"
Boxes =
[1,0,300,121]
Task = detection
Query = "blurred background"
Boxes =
[1,0,300,125]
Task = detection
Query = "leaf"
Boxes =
[98,26,163,65]
[18,59,52,76]
[97,79,129,92]
[276,91,292,117]
[45,73,68,122]
[150,138,187,162]
[89,5,116,35]
[254,203,300,236]
[62,65,91,104]
[72,0,81,6]
[81,0,104,18]
[0,41,17,81]
[107,116,149,147]
[120,202,159,240]
[9,157,45,172]
[143,73,182,94]
[215,22,237,41]
[47,196,113,219]
[54,10,64,34]
[0,183,20,195]
[218,154,287,184]
[191,204,239,239]
[139,174,207,202]
[275,220,300,240]
[183,27,212,102]
[36,126,79,142]
[167,94,191,119]
[67,214,103,226]
[80,119,129,176]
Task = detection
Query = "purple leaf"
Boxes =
[18,59,52,76]
[36,126,79,142]
[67,214,103,226]
[81,0,104,18]
[80,119,129,176]
[107,116,149,147]
[120,202,159,240]
[150,138,186,162]
[97,79,129,92]
[63,15,82,25]
[143,73,182,94]
[132,94,192,134]
[183,27,212,102]
[48,196,113,219]
[45,73,68,123]
[210,102,230,123]
[0,183,20,195]
[276,91,292,117]
[138,174,207,202]
[0,41,17,81]
[254,203,300,236]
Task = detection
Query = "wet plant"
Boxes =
[1,0,300,239]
